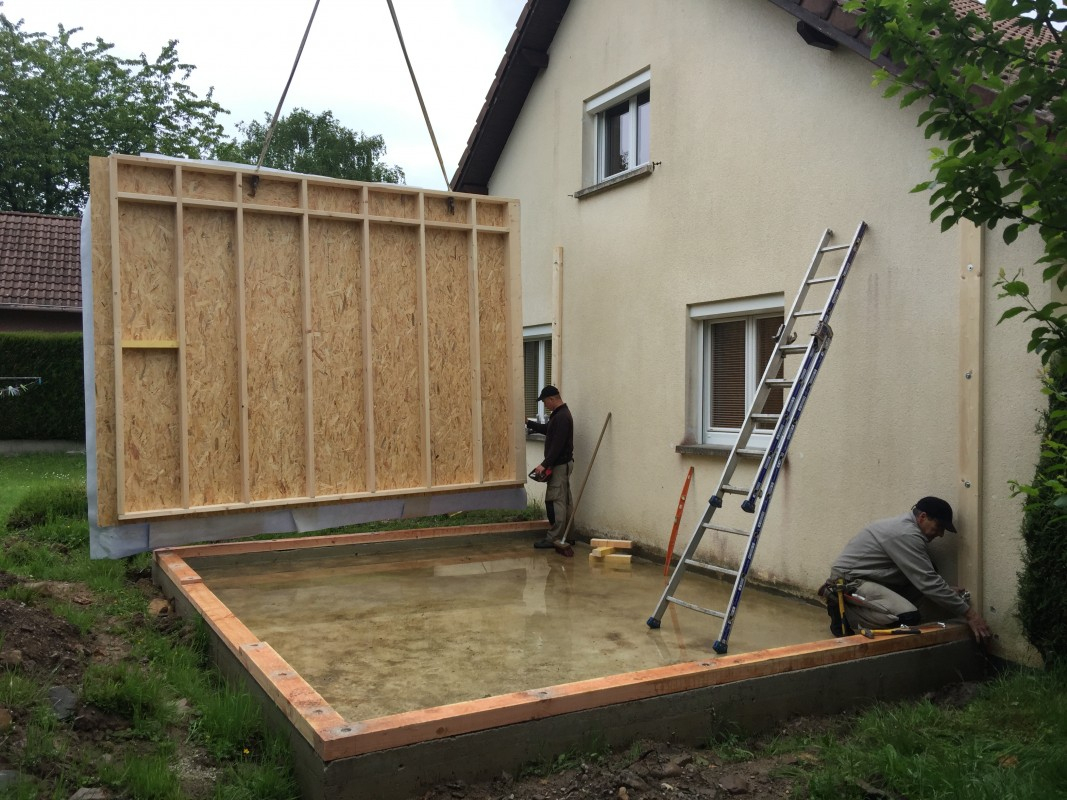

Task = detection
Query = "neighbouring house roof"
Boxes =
[0,211,82,312]
[451,0,1056,195]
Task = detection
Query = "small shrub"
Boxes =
[5,482,88,531]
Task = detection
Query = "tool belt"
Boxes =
[819,576,857,637]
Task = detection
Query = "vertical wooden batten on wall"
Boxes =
[89,155,525,529]
[552,246,564,393]
[958,221,984,613]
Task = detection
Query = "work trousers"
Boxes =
[843,580,920,630]
[544,461,573,540]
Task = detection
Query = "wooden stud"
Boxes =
[175,165,190,510]
[109,157,126,518]
[590,538,632,549]
[417,192,433,488]
[469,203,485,483]
[361,186,376,494]
[958,222,984,609]
[300,178,316,498]
[235,173,251,505]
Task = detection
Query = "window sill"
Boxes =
[573,163,654,199]
[675,444,768,459]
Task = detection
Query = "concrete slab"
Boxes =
[153,522,992,800]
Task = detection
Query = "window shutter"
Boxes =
[711,320,746,428]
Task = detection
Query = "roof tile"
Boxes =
[0,211,82,310]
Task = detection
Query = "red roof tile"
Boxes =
[0,211,82,311]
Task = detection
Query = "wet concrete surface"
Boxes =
[191,532,828,722]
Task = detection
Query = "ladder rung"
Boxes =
[665,596,726,619]
[687,558,738,576]
[793,309,823,317]
[737,447,765,457]
[807,276,837,284]
[779,344,808,354]
[702,523,750,537]
[766,378,794,387]
[820,243,850,252]
[721,483,748,495]
[750,413,779,423]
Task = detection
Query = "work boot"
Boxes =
[533,538,556,549]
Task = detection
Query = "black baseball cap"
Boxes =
[914,496,957,532]
[537,385,560,401]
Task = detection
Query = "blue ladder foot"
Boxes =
[712,640,728,654]
[646,616,661,629]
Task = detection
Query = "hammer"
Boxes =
[859,626,921,638]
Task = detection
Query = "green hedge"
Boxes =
[1018,366,1067,670]
[0,332,85,440]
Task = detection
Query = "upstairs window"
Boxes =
[585,69,651,185]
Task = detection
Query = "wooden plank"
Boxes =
[589,546,615,558]
[175,165,190,510]
[417,194,433,487]
[120,340,179,349]
[604,553,632,568]
[590,538,632,549]
[236,175,251,505]
[316,625,969,760]
[552,245,563,393]
[958,222,984,607]
[300,179,316,499]
[361,189,377,493]
[469,204,485,483]
[159,519,550,559]
[239,642,345,748]
[109,157,126,518]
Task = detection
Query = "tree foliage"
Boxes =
[0,13,226,215]
[850,0,1066,666]
[212,108,404,184]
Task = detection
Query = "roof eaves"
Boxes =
[450,0,571,195]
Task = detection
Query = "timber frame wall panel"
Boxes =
[89,155,524,529]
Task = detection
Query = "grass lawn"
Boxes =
[0,451,1064,800]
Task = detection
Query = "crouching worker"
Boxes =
[820,496,992,643]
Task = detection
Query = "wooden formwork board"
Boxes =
[89,155,524,527]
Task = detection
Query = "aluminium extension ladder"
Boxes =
[646,221,868,654]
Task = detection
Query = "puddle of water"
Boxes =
[192,533,827,721]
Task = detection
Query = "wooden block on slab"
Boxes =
[604,553,631,568]
[590,538,632,550]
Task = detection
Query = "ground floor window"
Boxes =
[689,296,784,448]
[523,325,552,421]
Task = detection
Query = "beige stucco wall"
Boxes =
[500,0,1046,663]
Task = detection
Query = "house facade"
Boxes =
[455,0,1049,664]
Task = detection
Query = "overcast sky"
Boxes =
[2,0,526,190]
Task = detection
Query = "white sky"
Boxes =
[1,0,526,190]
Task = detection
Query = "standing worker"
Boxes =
[821,496,993,643]
[526,386,574,549]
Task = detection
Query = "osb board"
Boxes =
[89,154,524,529]
[368,223,424,491]
[183,208,242,507]
[309,218,367,496]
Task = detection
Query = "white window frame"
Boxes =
[689,294,784,449]
[523,324,552,423]
[584,68,651,186]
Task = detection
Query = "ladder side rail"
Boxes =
[818,221,867,322]
[713,336,834,653]
[777,227,833,342]
[740,332,823,512]
[741,224,866,511]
